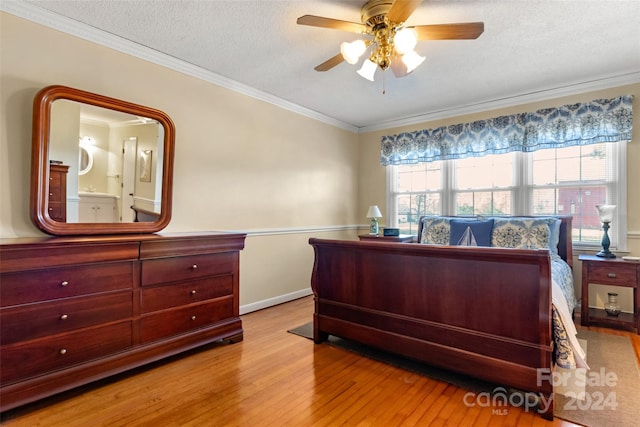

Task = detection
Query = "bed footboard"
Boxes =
[309,238,555,419]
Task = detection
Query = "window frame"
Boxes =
[386,142,627,251]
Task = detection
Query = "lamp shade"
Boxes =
[340,40,367,64]
[367,205,382,218]
[357,59,377,81]
[402,50,425,73]
[596,205,616,223]
[394,28,418,55]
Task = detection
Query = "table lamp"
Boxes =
[595,204,616,258]
[366,205,382,235]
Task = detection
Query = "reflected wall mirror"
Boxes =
[31,85,175,235]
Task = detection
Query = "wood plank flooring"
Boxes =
[2,296,639,426]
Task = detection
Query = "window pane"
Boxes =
[397,193,440,234]
[532,144,610,244]
[397,163,441,192]
[456,154,512,189]
[455,191,511,215]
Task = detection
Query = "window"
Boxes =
[387,142,627,249]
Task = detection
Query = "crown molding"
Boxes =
[358,72,640,133]
[3,2,638,135]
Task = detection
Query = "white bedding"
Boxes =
[552,280,588,369]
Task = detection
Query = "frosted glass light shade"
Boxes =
[402,50,425,73]
[357,59,377,81]
[596,205,616,223]
[367,205,382,218]
[394,28,418,55]
[340,40,367,64]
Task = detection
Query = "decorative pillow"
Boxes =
[535,217,562,259]
[449,219,494,247]
[419,217,451,245]
[491,218,551,250]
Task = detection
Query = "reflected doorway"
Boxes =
[121,137,137,222]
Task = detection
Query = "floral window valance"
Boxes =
[380,95,633,166]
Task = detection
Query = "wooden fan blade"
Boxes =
[387,0,423,23]
[412,22,485,40]
[297,15,366,33]
[314,53,345,72]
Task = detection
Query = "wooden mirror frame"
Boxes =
[31,85,175,235]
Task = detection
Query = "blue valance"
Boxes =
[380,95,633,165]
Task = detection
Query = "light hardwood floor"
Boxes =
[2,296,639,426]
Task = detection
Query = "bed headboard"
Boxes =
[416,215,573,268]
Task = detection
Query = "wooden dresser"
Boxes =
[47,164,69,222]
[0,232,245,412]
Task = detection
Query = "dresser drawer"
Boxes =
[48,172,62,197]
[1,291,132,345]
[141,276,233,313]
[141,253,234,286]
[140,297,234,343]
[0,321,132,384]
[47,202,64,221]
[0,262,135,307]
[587,263,638,286]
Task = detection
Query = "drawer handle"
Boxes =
[59,348,67,355]
[190,290,197,295]
[60,314,69,320]
[60,281,69,287]
[191,264,198,270]
[191,315,196,321]
[607,273,617,278]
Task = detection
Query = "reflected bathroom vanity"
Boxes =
[78,192,118,222]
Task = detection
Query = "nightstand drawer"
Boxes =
[587,263,637,286]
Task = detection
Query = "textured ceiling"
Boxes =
[9,0,640,131]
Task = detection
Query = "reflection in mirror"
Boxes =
[50,100,164,224]
[78,144,93,175]
[31,85,175,235]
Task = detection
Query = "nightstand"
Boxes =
[358,234,415,243]
[579,254,639,333]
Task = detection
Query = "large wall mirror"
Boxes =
[31,85,175,235]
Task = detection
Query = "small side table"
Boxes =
[579,254,639,333]
[358,234,415,243]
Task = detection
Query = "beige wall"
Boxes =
[358,83,640,312]
[0,13,360,311]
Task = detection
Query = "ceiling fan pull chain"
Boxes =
[382,70,386,95]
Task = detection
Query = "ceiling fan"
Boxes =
[297,0,484,81]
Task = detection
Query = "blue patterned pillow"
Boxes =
[449,219,494,247]
[419,217,450,245]
[491,218,551,251]
[536,217,562,259]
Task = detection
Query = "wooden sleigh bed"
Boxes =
[309,216,574,420]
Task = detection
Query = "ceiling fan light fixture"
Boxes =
[357,58,377,81]
[402,50,425,73]
[340,40,367,64]
[393,27,417,55]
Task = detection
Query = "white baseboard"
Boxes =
[240,288,313,315]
